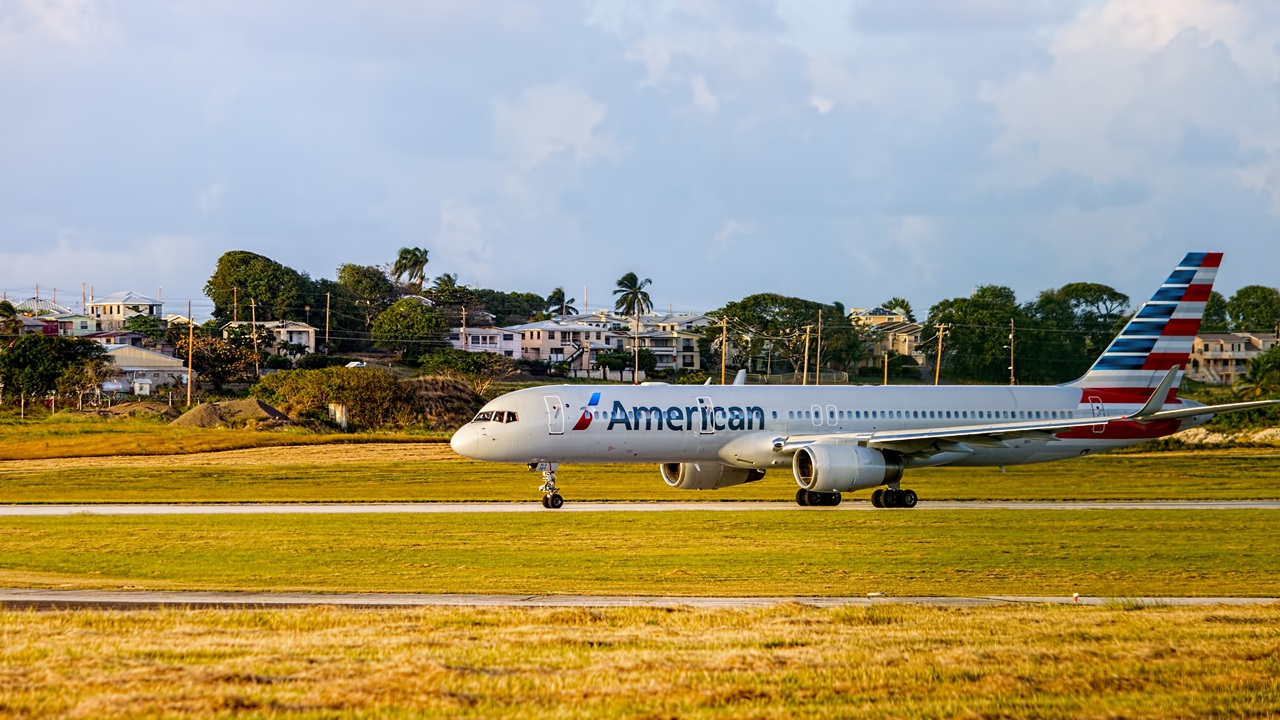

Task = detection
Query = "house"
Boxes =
[105,345,188,394]
[850,306,910,327]
[506,319,625,372]
[18,316,57,336]
[221,320,318,355]
[13,298,71,316]
[84,330,146,348]
[449,327,523,359]
[47,313,98,337]
[631,329,703,371]
[88,291,163,331]
[1188,333,1279,386]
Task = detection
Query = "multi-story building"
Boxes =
[1188,333,1279,386]
[449,327,523,358]
[221,320,318,355]
[632,329,702,371]
[506,319,625,372]
[87,291,163,332]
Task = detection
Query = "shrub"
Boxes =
[252,367,483,430]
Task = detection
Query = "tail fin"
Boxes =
[1067,251,1221,398]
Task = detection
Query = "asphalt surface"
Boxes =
[1,500,1278,516]
[0,588,1274,610]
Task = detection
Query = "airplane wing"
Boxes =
[771,367,1280,458]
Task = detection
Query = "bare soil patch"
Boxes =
[171,399,293,429]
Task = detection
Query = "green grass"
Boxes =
[0,414,449,461]
[4,449,1280,503]
[3,604,1278,719]
[1,510,1277,596]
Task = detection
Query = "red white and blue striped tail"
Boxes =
[1066,251,1221,399]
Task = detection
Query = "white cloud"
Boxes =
[432,200,496,286]
[707,219,754,259]
[810,94,833,114]
[690,75,718,113]
[492,84,622,171]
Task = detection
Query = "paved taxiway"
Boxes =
[0,588,1274,610]
[2,500,1278,516]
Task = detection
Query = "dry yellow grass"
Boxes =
[0,604,1277,718]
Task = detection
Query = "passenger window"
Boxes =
[771,411,777,419]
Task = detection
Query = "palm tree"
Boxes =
[0,300,22,336]
[392,247,430,293]
[881,297,915,322]
[1236,346,1280,399]
[613,272,653,382]
[545,287,578,316]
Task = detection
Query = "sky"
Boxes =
[2,0,1278,320]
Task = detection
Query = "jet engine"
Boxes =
[792,444,904,493]
[661,462,766,490]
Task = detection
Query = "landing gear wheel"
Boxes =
[901,489,918,508]
[796,488,810,506]
[541,496,550,508]
[829,492,842,507]
[871,488,885,508]
[548,493,564,509]
[883,488,900,508]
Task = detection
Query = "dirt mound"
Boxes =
[102,401,182,421]
[410,376,485,430]
[218,398,292,424]
[170,403,227,428]
[171,399,294,429]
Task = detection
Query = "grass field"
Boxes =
[0,415,450,462]
[1,603,1277,718]
[4,442,1280,503]
[2,510,1277,597]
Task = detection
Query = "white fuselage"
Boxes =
[449,383,1204,470]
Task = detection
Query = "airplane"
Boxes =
[450,252,1280,509]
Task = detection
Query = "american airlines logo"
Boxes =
[572,396,766,432]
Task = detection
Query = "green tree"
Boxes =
[881,297,915,322]
[122,314,166,341]
[1236,345,1280,399]
[473,289,544,326]
[614,272,653,379]
[371,299,448,360]
[545,287,578,316]
[1201,291,1230,333]
[701,293,860,376]
[174,334,255,390]
[392,247,430,293]
[1053,282,1129,360]
[596,348,657,374]
[1227,285,1280,332]
[423,274,481,327]
[205,251,316,322]
[418,347,518,396]
[925,286,1026,384]
[0,300,23,336]
[337,264,399,332]
[0,335,113,402]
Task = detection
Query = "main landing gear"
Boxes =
[530,462,564,509]
[871,487,918,509]
[795,489,842,507]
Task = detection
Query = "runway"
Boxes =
[2,500,1279,516]
[0,587,1274,610]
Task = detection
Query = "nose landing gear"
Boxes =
[530,462,564,509]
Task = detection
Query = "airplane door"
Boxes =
[825,404,838,427]
[696,396,714,434]
[1088,396,1105,434]
[544,395,565,435]
[810,404,823,427]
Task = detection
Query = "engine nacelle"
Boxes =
[661,462,766,490]
[792,444,904,493]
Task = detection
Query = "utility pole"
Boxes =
[802,325,812,386]
[1008,319,1016,386]
[883,333,892,386]
[815,312,823,386]
[251,298,260,377]
[233,287,238,322]
[186,301,194,406]
[325,292,331,353]
[933,324,949,385]
[720,316,727,385]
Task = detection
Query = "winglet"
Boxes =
[1128,366,1180,421]
[733,369,748,386]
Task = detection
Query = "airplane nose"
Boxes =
[450,424,477,458]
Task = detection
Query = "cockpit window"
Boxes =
[472,411,519,423]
